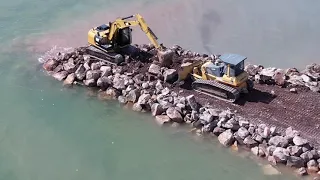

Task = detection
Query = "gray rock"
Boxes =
[218,129,234,147]
[199,111,214,124]
[126,89,140,103]
[237,127,250,139]
[206,108,220,118]
[269,126,277,136]
[118,96,127,104]
[248,125,256,135]
[86,70,101,80]
[141,82,149,89]
[166,107,183,123]
[113,77,125,90]
[307,159,319,173]
[63,61,76,73]
[273,147,289,164]
[161,87,170,96]
[100,66,112,77]
[245,64,261,76]
[137,94,151,105]
[293,136,309,146]
[286,156,304,168]
[202,121,217,133]
[163,69,177,82]
[83,61,90,71]
[151,103,164,116]
[253,133,264,143]
[301,74,311,83]
[212,127,225,136]
[43,59,58,71]
[186,95,198,111]
[63,73,75,86]
[311,150,320,160]
[53,64,63,73]
[285,127,299,141]
[244,136,258,148]
[289,88,297,93]
[267,156,277,166]
[148,64,161,75]
[97,76,112,89]
[239,119,250,128]
[287,146,303,157]
[75,65,86,80]
[267,146,276,156]
[155,115,171,126]
[296,167,308,176]
[90,62,101,70]
[83,79,96,87]
[155,80,164,93]
[52,71,69,81]
[257,124,270,138]
[251,146,265,157]
[191,110,199,122]
[273,69,286,86]
[132,103,143,112]
[300,151,314,163]
[269,136,289,148]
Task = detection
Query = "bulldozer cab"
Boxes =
[219,54,246,77]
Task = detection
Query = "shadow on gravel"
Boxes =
[236,89,276,106]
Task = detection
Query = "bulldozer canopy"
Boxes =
[219,54,247,66]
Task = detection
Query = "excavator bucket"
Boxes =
[157,49,174,67]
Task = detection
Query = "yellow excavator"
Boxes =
[177,54,254,102]
[87,14,174,65]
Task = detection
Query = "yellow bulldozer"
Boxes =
[87,14,174,65]
[177,54,254,102]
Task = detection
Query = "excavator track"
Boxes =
[191,79,240,103]
[85,45,124,65]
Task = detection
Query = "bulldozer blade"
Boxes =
[157,49,174,67]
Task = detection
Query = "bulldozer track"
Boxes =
[191,79,240,103]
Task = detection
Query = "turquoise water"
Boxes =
[0,0,315,179]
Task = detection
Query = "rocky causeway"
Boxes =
[41,43,320,177]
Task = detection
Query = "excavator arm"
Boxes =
[107,14,161,49]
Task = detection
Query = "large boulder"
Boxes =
[292,136,309,146]
[243,136,258,148]
[137,94,151,105]
[163,69,178,83]
[245,64,261,76]
[286,156,305,168]
[307,159,319,173]
[273,147,289,164]
[155,115,171,126]
[126,89,140,103]
[218,129,234,147]
[166,107,183,123]
[186,95,198,111]
[287,146,303,156]
[273,69,286,86]
[43,59,58,71]
[52,71,69,81]
[75,64,86,80]
[148,64,161,75]
[151,103,164,116]
[269,136,289,147]
[100,66,112,77]
[83,79,96,87]
[237,127,250,139]
[63,73,75,86]
[285,127,300,141]
[86,70,101,80]
[113,76,126,90]
[63,61,76,73]
[97,76,112,89]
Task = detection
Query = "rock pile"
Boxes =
[41,43,320,177]
[245,64,320,93]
